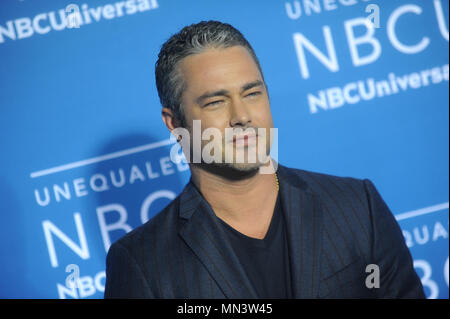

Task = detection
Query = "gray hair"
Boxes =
[155,20,265,127]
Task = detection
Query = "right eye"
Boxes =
[204,100,223,107]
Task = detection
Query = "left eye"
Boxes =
[246,91,261,98]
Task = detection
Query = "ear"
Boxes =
[161,107,180,132]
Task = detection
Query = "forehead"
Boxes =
[178,46,262,94]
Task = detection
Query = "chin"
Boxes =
[223,161,263,173]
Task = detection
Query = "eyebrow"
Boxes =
[195,80,264,105]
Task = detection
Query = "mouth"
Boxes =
[232,133,258,147]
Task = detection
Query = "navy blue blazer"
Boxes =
[104,164,425,298]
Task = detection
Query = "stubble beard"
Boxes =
[201,140,271,179]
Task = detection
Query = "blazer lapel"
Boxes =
[277,165,324,298]
[178,181,259,299]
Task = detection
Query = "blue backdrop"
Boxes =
[0,0,448,299]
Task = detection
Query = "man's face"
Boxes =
[177,45,274,172]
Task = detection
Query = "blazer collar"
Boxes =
[178,164,323,298]
[178,181,259,298]
[277,164,323,298]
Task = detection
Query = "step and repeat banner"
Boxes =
[0,0,448,299]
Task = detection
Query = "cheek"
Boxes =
[203,114,229,132]
[182,106,225,130]
[253,103,274,128]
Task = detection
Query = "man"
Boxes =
[104,21,425,299]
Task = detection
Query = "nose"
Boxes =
[229,97,251,127]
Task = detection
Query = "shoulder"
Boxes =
[108,192,182,258]
[279,164,370,202]
[278,164,376,239]
[280,165,378,260]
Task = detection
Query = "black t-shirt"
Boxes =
[216,194,292,298]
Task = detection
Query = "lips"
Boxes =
[232,133,257,146]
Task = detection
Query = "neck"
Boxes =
[189,160,279,225]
